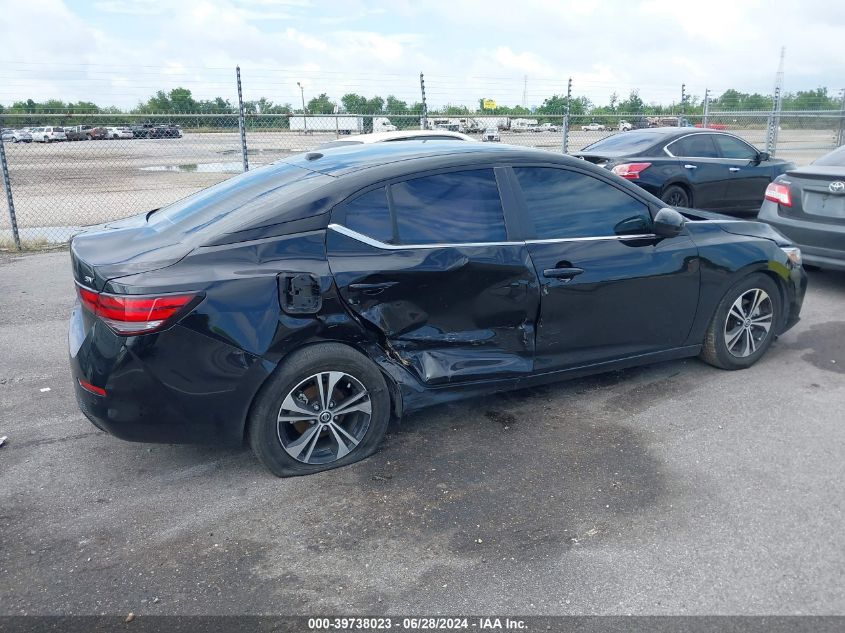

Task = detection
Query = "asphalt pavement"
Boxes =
[1,251,843,616]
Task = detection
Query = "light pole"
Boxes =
[297,81,307,134]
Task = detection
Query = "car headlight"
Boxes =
[781,246,802,266]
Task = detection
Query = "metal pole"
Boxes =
[767,86,781,157]
[297,82,307,134]
[838,88,845,147]
[419,72,428,130]
[702,88,710,128]
[0,132,21,251]
[236,66,249,172]
[561,77,572,154]
[679,83,686,127]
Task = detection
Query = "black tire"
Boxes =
[661,184,690,208]
[248,343,391,477]
[700,273,781,370]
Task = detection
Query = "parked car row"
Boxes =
[1,123,182,143]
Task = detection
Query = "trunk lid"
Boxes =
[70,215,191,290]
[780,167,845,226]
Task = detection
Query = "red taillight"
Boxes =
[78,379,106,397]
[765,182,792,207]
[611,162,652,179]
[76,284,197,335]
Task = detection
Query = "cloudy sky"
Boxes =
[1,0,844,110]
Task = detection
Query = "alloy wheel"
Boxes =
[276,371,372,465]
[723,288,774,358]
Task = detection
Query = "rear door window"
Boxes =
[513,167,652,238]
[668,134,719,158]
[713,135,758,160]
[390,170,507,244]
[338,187,393,243]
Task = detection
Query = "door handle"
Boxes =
[348,281,397,295]
[729,167,741,172]
[683,164,697,169]
[543,267,584,280]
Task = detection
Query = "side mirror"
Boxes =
[756,151,770,163]
[653,207,686,238]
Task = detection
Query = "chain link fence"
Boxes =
[2,100,844,249]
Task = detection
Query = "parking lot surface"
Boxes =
[1,251,844,615]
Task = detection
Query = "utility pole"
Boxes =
[768,47,786,156]
[297,81,307,134]
[419,72,428,130]
[522,75,527,109]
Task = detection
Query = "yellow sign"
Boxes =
[482,99,496,110]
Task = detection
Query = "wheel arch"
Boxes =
[242,338,404,444]
[661,180,693,206]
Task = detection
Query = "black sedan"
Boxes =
[573,128,793,214]
[758,145,845,271]
[68,142,806,476]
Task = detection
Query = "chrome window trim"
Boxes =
[663,131,759,160]
[526,233,656,244]
[329,224,655,249]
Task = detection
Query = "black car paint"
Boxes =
[758,161,845,271]
[573,128,793,215]
[69,142,806,446]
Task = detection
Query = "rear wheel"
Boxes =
[248,343,391,477]
[661,184,690,208]
[700,273,781,370]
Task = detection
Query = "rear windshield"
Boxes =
[814,146,845,167]
[147,162,332,236]
[580,131,661,155]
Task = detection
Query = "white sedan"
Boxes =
[106,127,134,139]
[317,129,474,149]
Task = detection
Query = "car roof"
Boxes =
[279,140,575,177]
[355,129,474,143]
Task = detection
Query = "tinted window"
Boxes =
[668,134,719,158]
[713,135,758,160]
[814,145,845,167]
[340,187,393,243]
[513,167,651,239]
[390,170,506,244]
[581,131,661,155]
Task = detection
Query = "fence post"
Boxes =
[838,88,845,147]
[561,77,572,154]
[419,72,428,131]
[0,133,21,251]
[680,83,686,127]
[766,86,781,157]
[236,66,249,172]
[702,89,710,128]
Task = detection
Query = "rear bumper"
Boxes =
[758,200,845,270]
[68,305,272,446]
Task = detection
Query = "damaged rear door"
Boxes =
[327,168,539,385]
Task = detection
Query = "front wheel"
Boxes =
[248,343,391,477]
[700,273,781,370]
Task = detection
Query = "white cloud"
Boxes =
[0,0,842,110]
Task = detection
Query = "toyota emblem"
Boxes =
[830,181,845,194]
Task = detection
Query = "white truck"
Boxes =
[510,118,539,132]
[290,115,364,134]
[372,117,397,133]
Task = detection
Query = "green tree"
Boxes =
[385,95,408,114]
[306,93,335,114]
[618,90,644,113]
